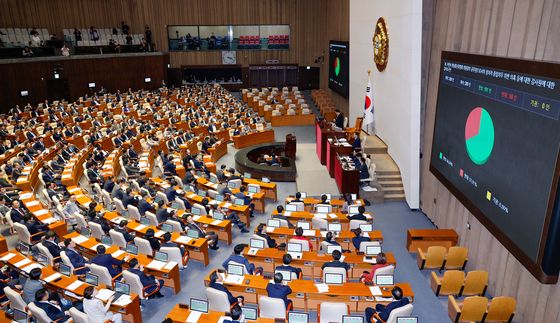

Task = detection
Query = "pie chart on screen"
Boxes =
[465,107,495,165]
[334,57,341,76]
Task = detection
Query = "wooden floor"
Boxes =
[362,134,406,202]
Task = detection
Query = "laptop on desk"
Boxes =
[248,238,264,255]
[113,281,130,300]
[287,242,303,259]
[224,263,245,285]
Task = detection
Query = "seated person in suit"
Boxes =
[360,253,390,284]
[115,220,135,242]
[63,239,89,275]
[127,258,164,298]
[266,272,293,310]
[272,205,295,229]
[320,231,340,252]
[208,269,244,306]
[347,205,368,221]
[320,194,330,205]
[224,304,243,323]
[365,286,410,323]
[351,228,371,250]
[137,191,156,215]
[161,232,188,258]
[184,214,219,250]
[359,157,370,182]
[144,228,160,251]
[255,223,279,248]
[351,132,361,150]
[156,200,174,223]
[34,288,70,322]
[291,192,303,203]
[275,254,302,279]
[91,245,124,277]
[334,109,344,129]
[42,231,62,261]
[222,244,260,275]
[23,215,47,242]
[234,186,255,217]
[321,249,351,271]
[292,227,313,251]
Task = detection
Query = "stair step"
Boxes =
[384,193,406,201]
[376,170,401,176]
[364,147,388,154]
[382,188,405,195]
[379,181,403,188]
[377,176,402,182]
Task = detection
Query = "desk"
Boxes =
[0,237,7,254]
[64,232,181,294]
[334,154,359,195]
[327,139,353,178]
[208,139,228,162]
[406,229,459,252]
[233,130,275,149]
[177,210,233,245]
[203,273,413,312]
[243,247,395,279]
[271,114,315,127]
[244,178,278,201]
[315,120,346,165]
[286,197,366,213]
[61,146,93,187]
[19,192,68,237]
[271,210,368,231]
[263,227,382,251]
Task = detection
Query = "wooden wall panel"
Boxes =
[0,54,168,111]
[420,0,560,322]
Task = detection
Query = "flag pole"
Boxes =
[366,70,371,135]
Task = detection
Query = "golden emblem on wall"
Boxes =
[373,17,389,72]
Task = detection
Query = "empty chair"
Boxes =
[322,267,347,283]
[13,222,41,245]
[312,217,328,230]
[134,237,153,256]
[101,190,113,210]
[430,270,465,296]
[3,286,27,313]
[109,229,128,249]
[349,219,368,230]
[122,270,158,299]
[417,246,446,270]
[386,303,414,323]
[113,198,127,216]
[206,287,231,312]
[448,295,488,323]
[461,270,488,297]
[73,213,89,232]
[318,302,349,323]
[483,296,516,323]
[288,238,310,252]
[444,246,469,270]
[145,211,159,226]
[258,296,287,319]
[166,220,183,232]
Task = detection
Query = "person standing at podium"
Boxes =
[334,109,345,129]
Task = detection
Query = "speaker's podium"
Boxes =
[316,119,346,165]
[285,133,296,159]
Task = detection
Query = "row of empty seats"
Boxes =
[0,28,50,47]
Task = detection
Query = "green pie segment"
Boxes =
[465,107,494,165]
[334,57,341,76]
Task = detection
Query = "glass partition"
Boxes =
[167,24,290,51]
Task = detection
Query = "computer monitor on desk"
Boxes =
[328,223,342,232]
[241,307,257,320]
[59,264,71,277]
[299,192,307,198]
[285,204,297,212]
[126,244,138,255]
[234,198,245,206]
[267,219,280,228]
[249,238,265,250]
[275,269,292,282]
[213,211,224,220]
[297,221,310,230]
[366,245,382,256]
[348,205,360,215]
[85,273,99,286]
[190,298,208,313]
[161,223,173,233]
[324,273,344,285]
[316,205,330,214]
[376,274,394,286]
[288,312,309,323]
[343,315,365,323]
[227,263,244,276]
[248,185,258,193]
[326,244,342,255]
[397,317,418,323]
[360,224,373,232]
[155,251,168,262]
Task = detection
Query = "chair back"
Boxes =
[122,270,147,299]
[3,286,27,312]
[459,296,488,322]
[87,263,114,287]
[228,179,242,189]
[206,287,231,312]
[101,190,112,210]
[60,251,75,272]
[156,191,169,204]
[315,204,332,213]
[5,210,14,231]
[288,238,310,252]
[358,240,381,253]
[88,222,105,240]
[312,217,328,230]
[69,307,89,323]
[485,296,516,322]
[13,222,32,245]
[27,302,52,323]
[258,296,287,319]
[127,205,141,221]
[322,266,347,283]
[373,265,395,282]
[109,229,128,249]
[386,303,414,323]
[73,213,88,231]
[36,243,56,266]
[251,234,269,248]
[445,246,468,269]
[290,201,304,211]
[193,203,207,215]
[160,246,186,269]
[145,211,159,226]
[425,246,447,269]
[440,270,465,296]
[166,220,183,232]
[134,237,153,256]
[319,302,349,323]
[113,198,127,215]
[349,219,368,230]
[462,270,488,296]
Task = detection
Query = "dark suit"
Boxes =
[42,240,61,258]
[360,163,370,180]
[256,232,277,248]
[103,180,115,193]
[352,236,370,250]
[348,213,368,221]
[116,227,134,242]
[9,208,26,223]
[275,264,302,279]
[222,254,255,274]
[138,199,155,215]
[321,260,351,271]
[209,281,237,304]
[35,301,67,321]
[161,241,186,257]
[156,207,172,223]
[266,282,292,307]
[334,113,344,128]
[65,248,89,274]
[366,298,410,323]
[128,268,162,294]
[91,254,123,277]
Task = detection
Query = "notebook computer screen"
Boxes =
[36,254,48,266]
[161,223,173,233]
[285,204,297,212]
[287,243,302,253]
[343,315,365,323]
[365,245,382,256]
[348,206,360,215]
[328,223,342,232]
[85,273,99,286]
[248,185,258,193]
[234,198,245,206]
[275,270,292,282]
[376,274,394,286]
[227,263,244,276]
[198,190,207,197]
[359,224,373,232]
[82,228,91,237]
[101,236,112,246]
[324,273,343,285]
[250,238,264,249]
[327,244,342,255]
[115,281,130,295]
[213,211,224,220]
[396,317,418,323]
[186,229,199,239]
[154,196,163,204]
[13,309,28,323]
[191,207,201,215]
[316,205,329,214]
[215,194,224,202]
[288,312,309,323]
[190,298,208,313]
[297,221,310,230]
[244,172,251,179]
[210,176,218,184]
[59,264,71,276]
[126,244,138,255]
[241,307,257,320]
[140,217,150,225]
[155,251,168,262]
[19,242,30,255]
[299,192,307,198]
[171,201,182,210]
[262,177,270,183]
[267,219,280,228]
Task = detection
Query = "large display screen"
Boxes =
[328,41,349,98]
[430,52,560,280]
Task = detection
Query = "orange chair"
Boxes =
[461,270,488,296]
[448,295,488,323]
[430,270,465,296]
[417,246,446,269]
[483,296,516,323]
[444,246,469,270]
